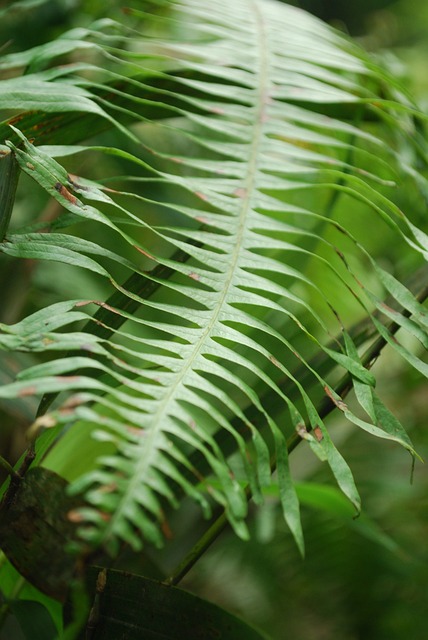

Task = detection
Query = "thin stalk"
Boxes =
[0,455,18,479]
[164,513,228,587]
[0,443,36,508]
[0,148,19,241]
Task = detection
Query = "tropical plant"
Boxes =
[0,0,427,637]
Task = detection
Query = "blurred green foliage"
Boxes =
[289,0,397,34]
[0,1,427,638]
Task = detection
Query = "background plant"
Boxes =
[0,0,427,638]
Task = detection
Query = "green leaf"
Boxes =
[10,600,57,640]
[344,331,419,457]
[295,483,401,554]
[0,468,83,601]
[0,558,62,634]
[80,566,269,639]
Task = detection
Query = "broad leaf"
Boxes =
[79,566,269,639]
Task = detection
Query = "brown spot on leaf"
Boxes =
[269,355,281,368]
[7,113,26,126]
[211,107,225,115]
[195,191,208,201]
[380,302,396,314]
[95,301,120,315]
[97,483,118,494]
[188,272,200,281]
[67,174,88,191]
[126,425,145,438]
[135,246,155,261]
[313,426,323,442]
[18,386,37,397]
[62,395,85,409]
[324,385,348,411]
[57,376,81,383]
[233,187,247,199]
[54,182,77,205]
[26,162,35,170]
[161,518,173,540]
[195,216,208,224]
[334,247,347,264]
[59,398,84,417]
[67,509,85,523]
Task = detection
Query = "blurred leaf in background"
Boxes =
[288,0,397,34]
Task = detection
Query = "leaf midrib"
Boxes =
[100,0,270,543]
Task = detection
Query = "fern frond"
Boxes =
[0,0,426,556]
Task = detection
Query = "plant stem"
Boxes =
[0,147,19,242]
[0,443,36,508]
[0,455,17,479]
[164,512,228,587]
